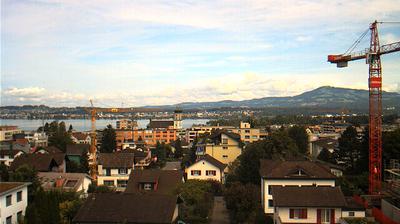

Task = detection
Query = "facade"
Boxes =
[116,119,137,130]
[132,129,177,146]
[228,122,267,144]
[0,182,30,224]
[259,160,336,214]
[115,129,134,150]
[0,150,24,166]
[185,154,227,182]
[71,132,91,144]
[185,125,234,143]
[38,172,92,195]
[25,132,48,148]
[97,153,135,190]
[0,126,22,142]
[196,130,242,166]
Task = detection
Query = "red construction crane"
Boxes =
[328,21,400,195]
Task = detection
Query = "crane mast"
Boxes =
[328,21,400,195]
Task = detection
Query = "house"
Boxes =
[35,146,63,154]
[71,132,91,144]
[259,160,336,214]
[25,131,48,148]
[0,140,30,154]
[38,172,92,194]
[125,170,183,195]
[66,144,89,165]
[97,153,135,190]
[185,154,227,182]
[10,153,67,173]
[0,126,22,141]
[196,130,242,167]
[0,150,24,166]
[73,193,179,224]
[310,138,338,157]
[342,197,366,218]
[185,125,235,143]
[0,182,30,224]
[118,148,152,168]
[271,186,347,224]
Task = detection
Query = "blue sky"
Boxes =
[1,0,400,107]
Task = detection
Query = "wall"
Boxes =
[263,179,335,214]
[205,134,242,166]
[381,198,400,222]
[341,210,366,218]
[97,165,131,190]
[0,185,28,224]
[277,207,341,224]
[185,160,223,182]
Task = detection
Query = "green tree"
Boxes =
[288,125,309,154]
[0,163,9,182]
[101,124,116,153]
[338,126,361,172]
[317,148,336,164]
[47,121,73,152]
[383,128,400,163]
[224,182,260,223]
[174,139,183,159]
[10,165,41,202]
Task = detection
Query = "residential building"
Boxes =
[71,132,91,144]
[185,154,227,182]
[0,126,22,142]
[271,186,347,224]
[10,153,67,173]
[72,193,179,224]
[259,160,336,214]
[0,150,24,166]
[25,132,48,148]
[34,146,63,154]
[196,130,242,166]
[125,170,183,195]
[0,182,30,224]
[115,129,134,150]
[116,119,137,130]
[310,137,338,157]
[0,140,30,154]
[97,153,135,190]
[228,122,267,143]
[66,144,89,165]
[38,172,92,195]
[185,125,234,143]
[118,148,152,168]
[132,129,177,146]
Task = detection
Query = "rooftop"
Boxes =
[0,182,30,196]
[98,153,135,168]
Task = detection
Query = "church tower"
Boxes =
[173,109,182,130]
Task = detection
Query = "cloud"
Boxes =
[3,87,46,97]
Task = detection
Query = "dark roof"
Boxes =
[148,120,174,129]
[208,129,241,142]
[38,172,91,192]
[125,170,182,195]
[66,144,89,156]
[0,149,24,157]
[73,193,177,224]
[42,146,63,154]
[343,197,365,211]
[71,132,90,141]
[10,153,65,171]
[193,154,227,171]
[272,186,346,207]
[0,182,30,196]
[118,149,150,164]
[98,153,135,168]
[259,160,336,179]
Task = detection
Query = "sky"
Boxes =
[1,0,400,107]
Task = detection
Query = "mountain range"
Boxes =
[151,86,400,110]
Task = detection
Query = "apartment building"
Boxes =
[228,122,267,144]
[186,125,234,143]
[0,126,22,142]
[25,132,48,148]
[0,182,30,224]
[116,119,137,130]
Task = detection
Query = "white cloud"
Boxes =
[3,87,46,97]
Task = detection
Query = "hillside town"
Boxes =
[1,109,399,224]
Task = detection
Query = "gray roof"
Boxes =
[38,172,91,192]
[259,160,336,179]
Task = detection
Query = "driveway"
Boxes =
[210,196,230,224]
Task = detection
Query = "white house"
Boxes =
[0,150,24,167]
[185,154,227,182]
[97,153,135,191]
[259,160,337,214]
[38,172,92,195]
[71,132,91,144]
[0,182,30,224]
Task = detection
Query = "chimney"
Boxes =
[55,176,65,188]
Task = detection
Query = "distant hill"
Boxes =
[152,86,400,110]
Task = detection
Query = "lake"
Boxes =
[0,119,210,132]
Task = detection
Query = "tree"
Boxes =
[174,139,183,159]
[383,128,400,163]
[288,125,309,154]
[317,148,336,164]
[224,182,260,223]
[10,165,41,201]
[0,163,9,182]
[101,124,116,153]
[47,121,73,152]
[338,126,361,172]
[68,124,73,132]
[151,141,166,166]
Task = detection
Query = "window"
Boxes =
[119,168,127,174]
[206,170,216,176]
[17,211,23,222]
[222,138,228,144]
[103,180,114,186]
[245,130,250,133]
[222,155,228,158]
[268,185,277,195]
[222,146,228,150]
[105,169,111,176]
[143,183,153,190]
[17,191,22,202]
[268,200,273,207]
[65,180,78,188]
[6,216,12,224]
[289,208,307,219]
[117,180,128,188]
[191,170,201,176]
[252,135,258,139]
[348,211,355,217]
[6,195,12,206]
[245,135,250,139]
[320,209,331,223]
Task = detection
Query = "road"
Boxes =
[210,196,230,224]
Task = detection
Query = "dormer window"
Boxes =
[297,169,306,176]
[143,183,153,191]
